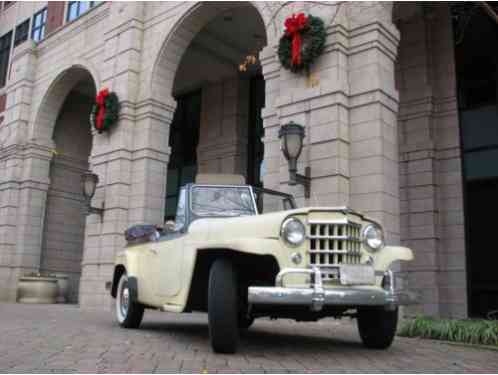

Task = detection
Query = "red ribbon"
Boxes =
[284,13,309,67]
[95,88,109,130]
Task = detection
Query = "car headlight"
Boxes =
[362,224,384,252]
[281,218,306,246]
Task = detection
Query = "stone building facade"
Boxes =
[0,1,497,318]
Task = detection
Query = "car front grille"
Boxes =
[308,221,362,281]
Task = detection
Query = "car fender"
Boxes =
[196,238,283,257]
[111,247,143,298]
[374,246,414,272]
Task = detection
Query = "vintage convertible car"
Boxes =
[111,174,418,353]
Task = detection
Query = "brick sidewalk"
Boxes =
[0,303,496,373]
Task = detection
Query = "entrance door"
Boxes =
[455,7,498,317]
[466,179,498,316]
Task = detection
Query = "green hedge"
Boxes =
[399,316,498,346]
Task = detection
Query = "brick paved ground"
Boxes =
[0,303,497,373]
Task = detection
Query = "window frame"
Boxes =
[14,18,30,47]
[31,7,47,43]
[0,30,12,88]
[66,1,100,22]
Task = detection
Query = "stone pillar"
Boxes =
[261,2,352,209]
[197,78,249,176]
[396,8,440,317]
[0,41,41,301]
[396,4,467,318]
[430,6,467,319]
[79,2,160,308]
[261,2,401,223]
[347,3,401,244]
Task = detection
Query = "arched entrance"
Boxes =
[37,67,96,303]
[153,2,268,221]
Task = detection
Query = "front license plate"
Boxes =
[340,265,375,285]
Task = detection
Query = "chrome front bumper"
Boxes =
[248,267,419,312]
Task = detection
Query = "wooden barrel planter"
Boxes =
[17,276,58,304]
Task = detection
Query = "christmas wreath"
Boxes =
[278,13,326,73]
[90,88,120,133]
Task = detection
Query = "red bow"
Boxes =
[95,88,109,130]
[285,13,309,67]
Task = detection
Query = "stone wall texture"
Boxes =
[0,1,468,317]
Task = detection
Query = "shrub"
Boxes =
[399,316,498,347]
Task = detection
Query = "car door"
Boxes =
[148,234,185,298]
[150,187,187,300]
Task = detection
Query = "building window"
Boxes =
[14,19,29,47]
[31,8,47,42]
[0,31,12,88]
[67,1,100,22]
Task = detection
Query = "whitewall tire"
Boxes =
[116,273,144,328]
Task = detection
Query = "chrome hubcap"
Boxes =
[120,282,129,317]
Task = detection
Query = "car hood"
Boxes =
[188,206,374,240]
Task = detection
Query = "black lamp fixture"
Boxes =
[81,171,104,218]
[278,121,311,198]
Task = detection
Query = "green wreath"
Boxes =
[90,90,120,134]
[278,15,326,73]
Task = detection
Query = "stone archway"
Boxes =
[145,2,269,223]
[35,66,97,303]
[149,2,269,111]
[32,65,100,143]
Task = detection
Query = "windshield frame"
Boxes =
[252,186,297,214]
[189,184,258,219]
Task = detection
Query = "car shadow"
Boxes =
[138,319,364,354]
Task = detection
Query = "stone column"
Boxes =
[396,4,467,318]
[261,3,352,209]
[197,78,249,176]
[347,3,401,244]
[0,41,43,302]
[78,2,165,308]
[396,8,440,317]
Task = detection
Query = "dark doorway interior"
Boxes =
[165,91,202,221]
[247,75,265,188]
[455,6,498,317]
[466,179,498,317]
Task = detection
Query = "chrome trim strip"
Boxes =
[307,219,349,225]
[307,235,361,241]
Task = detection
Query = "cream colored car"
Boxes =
[111,175,418,353]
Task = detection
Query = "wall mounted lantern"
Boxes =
[81,172,104,218]
[278,121,311,198]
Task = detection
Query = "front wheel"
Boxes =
[116,273,144,328]
[208,259,239,353]
[357,307,398,349]
[238,315,254,330]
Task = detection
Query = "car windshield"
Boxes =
[253,187,296,214]
[191,186,256,217]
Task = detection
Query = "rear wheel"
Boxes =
[357,306,398,349]
[208,259,239,353]
[116,273,144,328]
